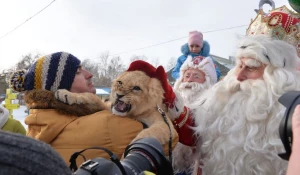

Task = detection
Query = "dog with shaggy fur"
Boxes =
[55,60,178,150]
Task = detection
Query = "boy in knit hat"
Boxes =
[0,130,72,175]
[9,52,145,166]
[172,30,221,81]
[0,105,26,135]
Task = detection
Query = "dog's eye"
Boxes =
[117,81,122,86]
[132,86,141,91]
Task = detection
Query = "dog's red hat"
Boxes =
[127,60,175,108]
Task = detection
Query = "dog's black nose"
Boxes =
[116,94,124,99]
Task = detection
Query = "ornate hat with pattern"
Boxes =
[246,5,300,56]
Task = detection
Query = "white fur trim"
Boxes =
[191,65,300,174]
[167,90,185,121]
[235,35,300,70]
[178,56,217,86]
[0,105,9,129]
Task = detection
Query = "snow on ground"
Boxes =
[12,105,28,130]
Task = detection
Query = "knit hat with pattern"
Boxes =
[10,52,81,92]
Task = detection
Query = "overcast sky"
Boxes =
[0,0,293,70]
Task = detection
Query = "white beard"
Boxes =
[177,80,211,107]
[192,68,296,175]
[172,80,212,174]
[172,142,199,174]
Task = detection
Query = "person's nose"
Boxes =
[187,76,194,82]
[237,68,247,82]
[84,70,93,79]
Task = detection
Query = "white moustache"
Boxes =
[179,82,205,91]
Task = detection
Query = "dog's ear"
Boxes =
[155,66,176,108]
[148,78,164,104]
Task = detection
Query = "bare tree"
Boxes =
[0,71,9,94]
[165,57,177,71]
[129,55,161,68]
[81,59,98,75]
[150,57,160,67]
[81,59,102,86]
[16,53,40,70]
[130,55,148,62]
[83,53,126,87]
[107,56,126,80]
[98,51,109,77]
[0,53,41,94]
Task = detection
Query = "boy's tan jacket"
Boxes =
[24,89,177,166]
[24,89,143,166]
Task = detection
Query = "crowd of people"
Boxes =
[1,2,300,175]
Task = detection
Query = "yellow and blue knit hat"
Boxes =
[10,52,81,92]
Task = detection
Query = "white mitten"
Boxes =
[167,90,185,121]
[0,105,9,128]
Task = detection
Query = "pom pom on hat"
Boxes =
[127,60,176,108]
[9,70,27,92]
[9,52,81,92]
[188,31,203,48]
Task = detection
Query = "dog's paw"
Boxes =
[55,89,82,105]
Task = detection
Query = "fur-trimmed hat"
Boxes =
[176,56,218,85]
[0,130,72,175]
[188,31,203,48]
[9,52,81,92]
[235,35,300,70]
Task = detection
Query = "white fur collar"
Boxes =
[0,105,9,129]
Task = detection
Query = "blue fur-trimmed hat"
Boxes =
[10,52,81,92]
